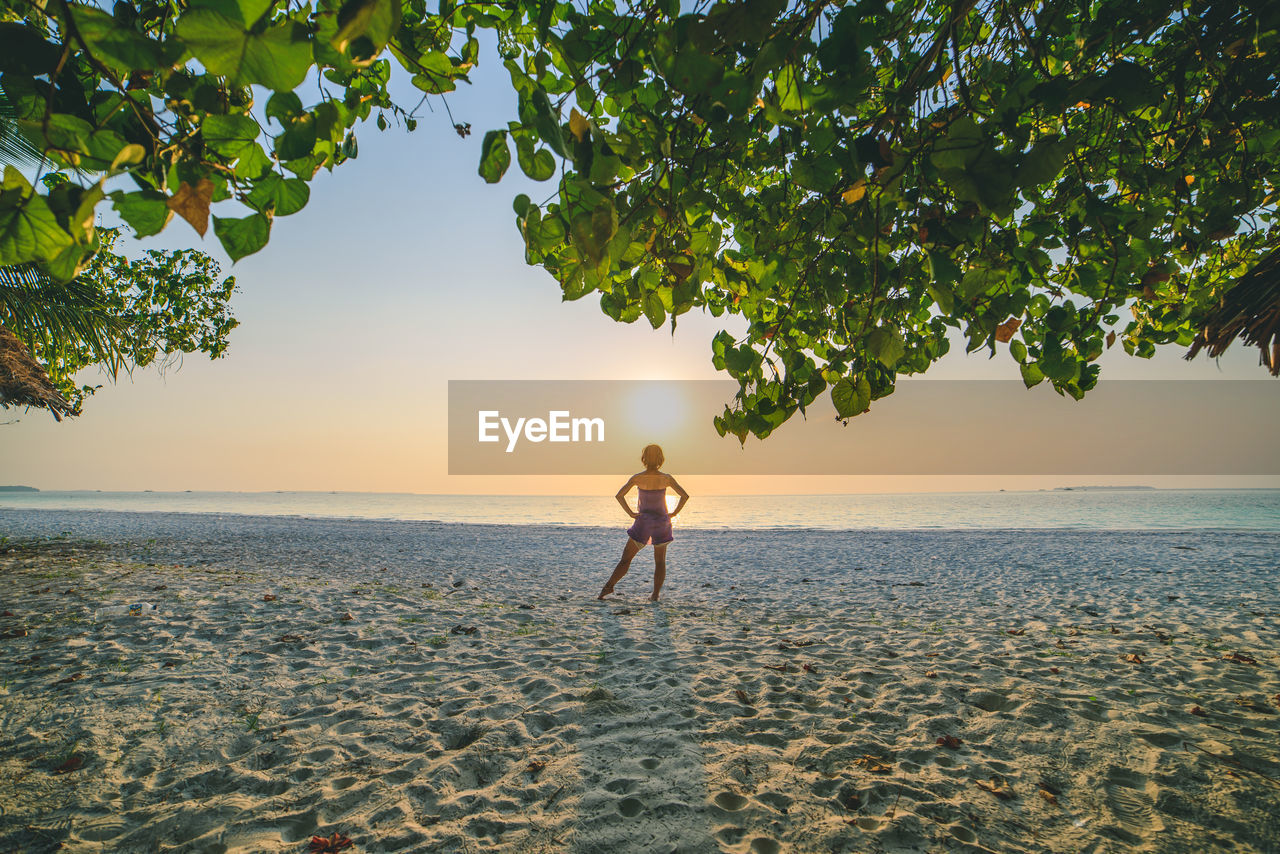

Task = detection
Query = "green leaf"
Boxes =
[529,88,568,159]
[0,165,74,267]
[110,189,173,237]
[177,0,314,92]
[831,375,870,418]
[1019,362,1045,388]
[0,21,61,75]
[266,92,304,127]
[233,143,273,180]
[478,130,511,183]
[276,114,317,161]
[671,49,725,95]
[245,174,310,216]
[212,212,271,261]
[641,290,666,329]
[866,326,906,368]
[202,113,260,159]
[409,52,458,94]
[1016,135,1067,189]
[70,6,167,74]
[516,135,556,181]
[331,0,401,59]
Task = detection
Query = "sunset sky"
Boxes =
[4,46,1277,495]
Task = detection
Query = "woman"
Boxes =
[598,444,689,602]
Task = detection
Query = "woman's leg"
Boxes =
[650,543,668,601]
[599,538,644,599]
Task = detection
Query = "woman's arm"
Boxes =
[667,475,690,517]
[616,476,638,518]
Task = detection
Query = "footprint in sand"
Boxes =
[616,797,645,817]
[712,791,748,811]
[639,757,662,770]
[715,825,746,845]
[749,837,781,854]
[605,778,637,794]
[1103,767,1163,844]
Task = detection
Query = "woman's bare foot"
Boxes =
[597,585,615,600]
[648,592,660,602]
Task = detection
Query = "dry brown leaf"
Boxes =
[994,317,1022,343]
[309,833,354,853]
[54,673,82,685]
[841,180,867,204]
[339,612,354,622]
[666,258,694,281]
[166,179,214,236]
[527,760,547,774]
[1189,705,1207,717]
[936,735,962,750]
[854,755,893,773]
[802,663,816,673]
[976,776,1014,800]
[262,594,277,602]
[924,670,938,678]
[1049,667,1061,674]
[1007,628,1025,636]
[1122,653,1144,664]
[1106,330,1117,348]
[0,628,28,639]
[735,689,750,704]
[54,753,84,774]
[1038,787,1059,805]
[1222,651,1258,665]
[568,108,591,142]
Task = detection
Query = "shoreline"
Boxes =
[1,518,1278,852]
[3,504,1279,536]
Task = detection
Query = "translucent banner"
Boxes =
[447,380,1279,475]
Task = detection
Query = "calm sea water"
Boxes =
[1,489,1277,531]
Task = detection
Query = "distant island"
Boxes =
[0,486,39,492]
[1054,485,1156,491]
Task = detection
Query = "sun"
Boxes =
[624,384,689,442]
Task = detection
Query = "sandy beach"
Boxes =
[1,510,1278,853]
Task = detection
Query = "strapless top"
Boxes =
[636,487,668,515]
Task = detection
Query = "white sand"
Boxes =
[0,510,1278,853]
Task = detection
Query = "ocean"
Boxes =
[1,489,1277,531]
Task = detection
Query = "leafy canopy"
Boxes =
[1,0,1277,435]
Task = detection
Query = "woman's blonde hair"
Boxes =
[640,444,665,469]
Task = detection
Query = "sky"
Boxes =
[3,42,1278,495]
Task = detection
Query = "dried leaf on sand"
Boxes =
[976,776,1014,800]
[309,832,354,852]
[854,755,893,773]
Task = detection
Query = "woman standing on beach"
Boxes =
[598,444,689,602]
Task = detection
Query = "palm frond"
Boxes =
[0,322,75,420]
[1187,247,1280,376]
[0,91,44,168]
[0,264,130,378]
